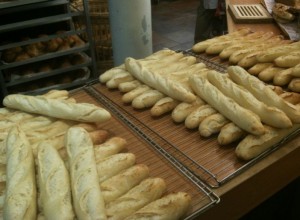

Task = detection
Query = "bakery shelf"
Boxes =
[69,88,221,220]
[0,0,49,9]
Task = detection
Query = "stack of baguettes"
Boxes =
[192,28,300,93]
[0,90,191,219]
[99,46,300,161]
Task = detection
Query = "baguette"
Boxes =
[122,85,151,103]
[3,94,111,123]
[100,164,149,203]
[106,71,135,89]
[126,192,191,220]
[150,97,179,117]
[218,122,246,145]
[279,92,300,105]
[258,66,285,82]
[189,74,265,135]
[228,66,300,123]
[106,178,167,220]
[207,70,292,128]
[37,142,74,220]
[248,63,274,76]
[65,127,107,220]
[288,78,300,92]
[96,153,136,183]
[291,63,300,77]
[273,68,293,86]
[184,104,217,129]
[41,89,69,100]
[199,113,229,137]
[4,126,37,220]
[99,64,126,83]
[274,51,300,67]
[171,97,205,123]
[236,124,300,160]
[118,80,142,93]
[132,90,165,109]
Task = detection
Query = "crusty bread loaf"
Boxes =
[122,85,151,104]
[41,89,69,100]
[4,126,37,220]
[106,178,167,220]
[171,97,205,123]
[218,122,246,145]
[258,66,285,82]
[199,113,229,137]
[94,137,127,163]
[65,127,107,220]
[118,80,142,93]
[106,71,135,89]
[273,68,293,86]
[184,104,217,129]
[228,66,300,123]
[248,63,274,76]
[207,70,292,128]
[150,97,179,117]
[236,124,300,160]
[99,64,126,83]
[279,92,300,104]
[37,142,74,220]
[189,74,265,135]
[125,192,191,220]
[96,153,136,183]
[100,164,149,203]
[274,51,300,68]
[132,90,165,109]
[3,94,111,123]
[288,78,300,92]
[291,63,300,77]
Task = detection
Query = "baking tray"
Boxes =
[85,73,300,188]
[69,88,220,220]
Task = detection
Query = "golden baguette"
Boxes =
[291,63,300,77]
[106,71,135,89]
[118,80,142,93]
[248,63,274,76]
[279,92,300,105]
[132,90,165,109]
[273,68,293,86]
[288,78,300,92]
[4,126,37,220]
[37,142,74,220]
[150,97,179,117]
[66,127,107,220]
[125,192,191,220]
[99,64,126,83]
[3,94,111,123]
[199,113,229,137]
[228,66,300,123]
[122,85,151,103]
[184,104,217,129]
[274,51,300,68]
[100,164,150,203]
[106,178,167,220]
[218,122,246,145]
[236,124,300,160]
[189,74,265,135]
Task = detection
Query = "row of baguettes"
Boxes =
[192,28,300,93]
[0,90,192,220]
[99,48,300,161]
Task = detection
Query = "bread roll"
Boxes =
[125,192,191,220]
[291,63,300,77]
[236,124,300,160]
[86,129,109,145]
[228,66,300,123]
[132,90,165,109]
[4,126,37,220]
[218,122,246,145]
[273,68,293,86]
[189,74,265,135]
[94,137,127,162]
[274,51,300,67]
[106,178,166,220]
[65,127,107,220]
[258,66,284,82]
[122,85,151,103]
[106,71,135,89]
[207,70,292,128]
[184,104,217,129]
[171,97,205,123]
[118,80,142,93]
[248,63,274,76]
[100,164,149,203]
[37,142,74,220]
[288,78,300,92]
[199,113,229,137]
[150,97,179,117]
[3,94,111,123]
[97,153,136,183]
[99,64,126,83]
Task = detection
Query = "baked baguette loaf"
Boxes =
[150,97,179,117]
[96,153,136,183]
[99,64,126,83]
[236,124,300,160]
[273,68,293,86]
[228,66,300,123]
[288,78,300,92]
[106,178,166,220]
[291,63,300,77]
[171,97,205,123]
[248,63,274,76]
[100,164,150,203]
[65,127,107,220]
[3,94,111,123]
[4,126,37,220]
[218,122,246,145]
[106,71,135,89]
[207,70,292,128]
[279,92,300,105]
[274,51,300,67]
[37,142,74,220]
[189,74,265,135]
[184,104,217,129]
[118,80,142,93]
[258,66,285,82]
[122,85,151,104]
[132,90,165,109]
[199,113,229,137]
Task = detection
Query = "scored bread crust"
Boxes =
[3,94,111,123]
[189,74,265,136]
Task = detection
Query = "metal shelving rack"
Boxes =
[0,0,97,98]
